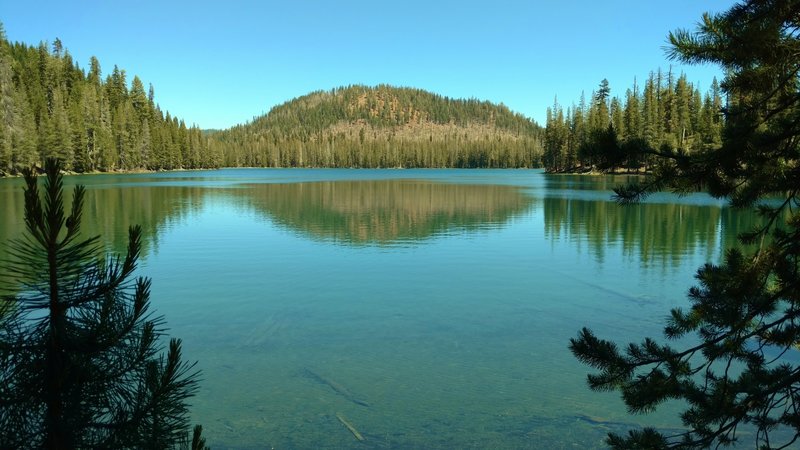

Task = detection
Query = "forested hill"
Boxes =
[0,29,222,175]
[207,85,543,168]
[0,30,542,174]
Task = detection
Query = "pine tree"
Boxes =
[591,79,611,132]
[610,97,624,140]
[0,159,200,448]
[673,75,692,151]
[623,82,641,140]
[570,1,800,447]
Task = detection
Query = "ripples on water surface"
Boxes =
[0,169,772,448]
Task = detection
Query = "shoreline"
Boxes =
[545,167,648,176]
[1,166,546,178]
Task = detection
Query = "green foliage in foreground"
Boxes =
[0,158,202,448]
[570,1,800,448]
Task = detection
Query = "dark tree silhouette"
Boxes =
[570,1,800,448]
[0,158,200,449]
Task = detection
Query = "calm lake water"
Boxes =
[0,169,766,448]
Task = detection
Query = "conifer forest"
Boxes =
[3,1,800,448]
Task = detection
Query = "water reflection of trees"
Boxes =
[1,178,533,252]
[234,180,534,245]
[83,186,207,255]
[1,173,769,262]
[0,183,206,257]
[542,196,765,266]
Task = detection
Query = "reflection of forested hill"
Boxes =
[542,196,766,266]
[1,172,770,266]
[1,178,534,252]
[235,180,534,245]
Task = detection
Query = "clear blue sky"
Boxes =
[3,0,733,129]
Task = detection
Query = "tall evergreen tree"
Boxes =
[673,75,692,150]
[623,82,641,140]
[0,159,200,448]
[591,79,611,132]
[569,1,800,447]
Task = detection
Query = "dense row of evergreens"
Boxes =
[0,26,730,177]
[543,71,724,172]
[0,27,222,175]
[207,85,544,168]
[0,27,544,174]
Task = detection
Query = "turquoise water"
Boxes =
[0,169,761,448]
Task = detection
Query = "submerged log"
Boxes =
[336,412,365,442]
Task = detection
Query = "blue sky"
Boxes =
[3,0,733,129]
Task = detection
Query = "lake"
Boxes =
[0,169,764,448]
